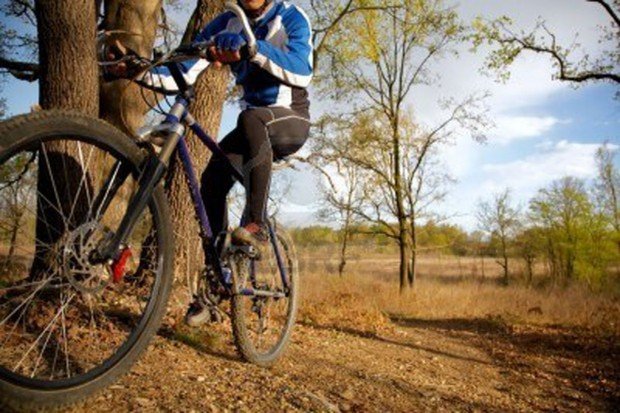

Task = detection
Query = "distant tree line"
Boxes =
[476,144,619,289]
[291,144,619,290]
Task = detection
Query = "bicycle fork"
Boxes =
[93,104,187,264]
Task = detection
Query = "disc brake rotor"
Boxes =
[62,222,113,294]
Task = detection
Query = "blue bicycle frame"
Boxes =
[96,60,290,297]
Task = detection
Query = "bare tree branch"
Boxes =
[587,0,620,27]
[0,56,39,81]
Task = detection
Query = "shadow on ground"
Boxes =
[302,314,620,412]
[158,325,241,363]
[298,320,494,366]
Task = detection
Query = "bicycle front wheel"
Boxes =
[0,111,174,411]
[230,225,299,367]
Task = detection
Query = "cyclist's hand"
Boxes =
[105,40,130,77]
[214,33,247,52]
[210,33,246,67]
[103,40,147,80]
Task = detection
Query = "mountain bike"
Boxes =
[0,3,299,411]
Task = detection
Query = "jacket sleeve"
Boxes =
[139,12,234,92]
[250,7,313,88]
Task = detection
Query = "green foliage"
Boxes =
[594,143,620,232]
[416,220,469,255]
[290,221,469,253]
[529,177,619,287]
[290,226,340,247]
[470,4,620,90]
[298,146,620,288]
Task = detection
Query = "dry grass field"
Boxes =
[298,246,620,336]
[64,245,619,412]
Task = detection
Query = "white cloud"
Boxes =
[441,140,610,231]
[490,116,565,145]
[278,201,323,227]
[480,140,603,197]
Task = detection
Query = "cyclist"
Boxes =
[107,0,313,326]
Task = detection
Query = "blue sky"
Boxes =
[1,0,618,231]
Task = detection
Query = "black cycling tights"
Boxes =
[201,107,310,236]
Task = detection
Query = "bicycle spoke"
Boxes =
[67,142,95,225]
[60,141,72,208]
[60,290,71,378]
[0,273,56,327]
[0,279,54,293]
[14,292,75,373]
[50,334,61,380]
[0,129,168,387]
[36,187,70,231]
[31,312,57,378]
[94,161,122,221]
[40,143,69,230]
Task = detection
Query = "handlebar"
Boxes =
[157,2,257,64]
[101,2,258,90]
[225,1,257,55]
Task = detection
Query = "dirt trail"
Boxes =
[70,315,618,412]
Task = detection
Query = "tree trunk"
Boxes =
[97,1,164,247]
[526,257,533,286]
[500,235,509,285]
[165,0,229,284]
[391,114,409,293]
[36,0,99,113]
[338,228,348,277]
[33,0,99,276]
[408,216,417,287]
[99,0,162,135]
[3,214,22,272]
[338,209,352,277]
[398,236,408,292]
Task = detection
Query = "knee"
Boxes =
[237,109,268,134]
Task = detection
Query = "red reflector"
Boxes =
[112,247,132,283]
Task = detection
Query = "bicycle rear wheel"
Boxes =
[0,111,174,411]
[230,225,299,367]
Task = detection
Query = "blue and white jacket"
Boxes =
[143,0,313,115]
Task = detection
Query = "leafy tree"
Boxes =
[403,120,456,286]
[529,177,617,286]
[315,0,486,291]
[513,226,545,286]
[312,132,366,276]
[476,189,520,284]
[472,0,619,95]
[595,143,620,235]
[0,153,36,273]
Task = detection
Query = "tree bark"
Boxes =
[99,0,162,135]
[391,113,409,293]
[501,235,509,285]
[3,213,22,273]
[165,0,229,283]
[36,0,99,113]
[338,185,355,277]
[33,0,99,277]
[398,237,408,292]
[338,212,351,277]
[408,216,417,287]
[525,256,534,286]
